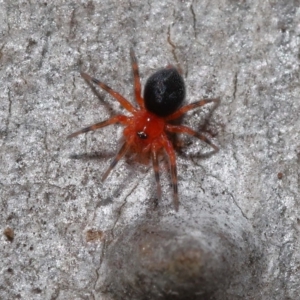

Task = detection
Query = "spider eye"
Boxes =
[137,131,148,139]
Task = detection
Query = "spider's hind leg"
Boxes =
[130,48,144,108]
[166,98,220,121]
[81,72,137,114]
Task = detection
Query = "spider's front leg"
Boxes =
[166,124,219,151]
[67,115,129,139]
[161,134,179,211]
[151,144,162,203]
[101,141,132,182]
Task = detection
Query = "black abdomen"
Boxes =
[143,67,185,117]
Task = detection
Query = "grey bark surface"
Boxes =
[0,1,299,299]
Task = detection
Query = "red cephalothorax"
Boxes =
[68,49,219,211]
[124,110,166,153]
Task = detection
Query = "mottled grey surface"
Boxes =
[1,1,300,299]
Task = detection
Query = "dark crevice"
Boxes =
[167,26,179,66]
[233,72,238,101]
[3,88,12,140]
[190,2,197,39]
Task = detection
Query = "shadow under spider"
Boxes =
[69,150,114,161]
[70,150,152,204]
[171,111,219,160]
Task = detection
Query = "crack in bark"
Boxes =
[167,26,179,66]
[3,88,12,140]
[190,2,197,39]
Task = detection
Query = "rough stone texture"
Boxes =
[0,1,299,299]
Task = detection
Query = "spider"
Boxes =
[68,49,219,211]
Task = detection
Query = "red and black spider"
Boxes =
[68,49,219,211]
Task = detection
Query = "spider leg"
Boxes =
[151,146,162,202]
[101,141,131,182]
[81,72,138,114]
[161,134,179,211]
[166,124,219,151]
[130,48,144,108]
[166,98,220,121]
[67,115,129,139]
